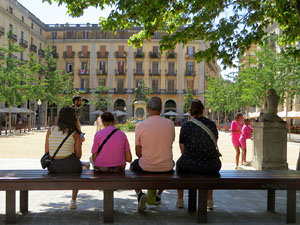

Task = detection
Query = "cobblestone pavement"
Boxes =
[0,125,300,224]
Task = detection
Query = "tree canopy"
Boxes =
[44,0,300,67]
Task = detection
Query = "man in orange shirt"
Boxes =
[130,97,175,212]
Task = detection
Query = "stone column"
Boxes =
[252,121,288,170]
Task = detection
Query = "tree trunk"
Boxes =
[295,0,300,26]
[217,111,220,126]
[285,97,291,142]
[29,103,32,131]
[44,101,48,129]
[225,111,227,125]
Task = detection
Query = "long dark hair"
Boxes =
[234,112,243,121]
[57,106,81,134]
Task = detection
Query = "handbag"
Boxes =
[41,131,73,169]
[190,118,222,157]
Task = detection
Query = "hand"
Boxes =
[82,137,85,142]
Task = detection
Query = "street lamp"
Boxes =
[37,99,42,130]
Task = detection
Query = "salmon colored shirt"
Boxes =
[135,115,175,172]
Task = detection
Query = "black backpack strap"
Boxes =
[97,129,119,154]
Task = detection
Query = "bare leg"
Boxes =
[208,190,213,200]
[177,189,184,199]
[241,148,247,163]
[72,190,78,201]
[157,189,163,196]
[234,146,240,167]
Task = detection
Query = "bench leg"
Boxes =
[188,189,197,212]
[6,190,16,224]
[267,189,275,213]
[197,190,207,224]
[287,190,296,224]
[20,191,28,214]
[103,190,114,223]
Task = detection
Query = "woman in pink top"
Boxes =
[239,118,253,166]
[230,113,243,169]
[91,112,132,172]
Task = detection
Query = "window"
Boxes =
[82,31,89,39]
[117,61,125,73]
[187,46,195,57]
[31,37,33,44]
[99,78,106,86]
[20,52,23,61]
[31,23,34,29]
[167,79,175,92]
[136,62,143,73]
[186,62,194,73]
[51,32,57,39]
[40,29,42,36]
[81,61,88,70]
[52,46,57,53]
[100,45,106,56]
[9,6,13,14]
[99,61,106,72]
[39,43,42,49]
[80,78,88,90]
[136,47,143,54]
[21,16,24,22]
[21,31,24,40]
[118,46,124,54]
[151,79,159,92]
[118,31,125,39]
[66,31,74,39]
[152,62,159,73]
[187,79,194,90]
[9,24,13,31]
[153,46,159,53]
[168,62,175,74]
[117,78,124,92]
[66,62,73,72]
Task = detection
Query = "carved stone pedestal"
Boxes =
[134,101,146,122]
[252,121,288,170]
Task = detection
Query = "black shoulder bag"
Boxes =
[95,128,119,158]
[41,131,73,169]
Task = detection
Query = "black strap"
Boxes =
[97,129,119,154]
[51,131,73,161]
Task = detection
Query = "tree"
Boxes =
[183,88,194,113]
[38,46,76,128]
[134,80,152,103]
[44,0,300,66]
[90,84,111,111]
[0,30,26,132]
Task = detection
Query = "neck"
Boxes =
[192,114,203,118]
[104,122,114,127]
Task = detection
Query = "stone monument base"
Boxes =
[252,121,288,170]
[134,101,147,122]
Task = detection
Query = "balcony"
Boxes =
[0,26,4,36]
[29,44,37,53]
[185,54,194,59]
[166,89,177,94]
[97,51,109,58]
[134,69,144,76]
[185,70,196,76]
[116,88,126,94]
[19,39,28,48]
[115,51,127,58]
[78,51,90,58]
[51,53,59,58]
[166,70,177,76]
[78,69,89,75]
[167,52,177,59]
[38,49,45,57]
[63,51,75,58]
[134,52,145,58]
[149,52,160,58]
[149,69,161,76]
[96,69,107,75]
[183,89,197,95]
[151,89,160,94]
[11,34,18,42]
[115,69,126,75]
[76,88,91,93]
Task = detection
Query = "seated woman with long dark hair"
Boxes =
[44,106,83,209]
[176,100,221,209]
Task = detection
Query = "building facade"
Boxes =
[0,0,220,125]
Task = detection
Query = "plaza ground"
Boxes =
[0,125,300,224]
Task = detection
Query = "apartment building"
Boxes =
[0,0,221,124]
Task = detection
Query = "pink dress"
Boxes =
[239,125,253,149]
[230,120,242,147]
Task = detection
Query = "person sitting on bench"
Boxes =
[130,97,175,212]
[176,99,221,209]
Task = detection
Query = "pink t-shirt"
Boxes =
[240,125,253,140]
[230,120,242,137]
[135,115,175,172]
[91,126,130,167]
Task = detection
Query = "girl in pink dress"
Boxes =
[230,113,243,169]
[239,118,253,166]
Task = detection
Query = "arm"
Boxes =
[45,128,51,153]
[135,145,142,158]
[179,143,184,154]
[125,151,132,162]
[73,133,82,159]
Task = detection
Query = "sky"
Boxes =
[17,0,235,78]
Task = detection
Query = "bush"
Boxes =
[116,122,136,131]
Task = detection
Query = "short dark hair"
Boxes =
[72,95,81,104]
[147,97,162,111]
[101,112,115,123]
[57,106,81,134]
[190,99,204,116]
[234,112,243,120]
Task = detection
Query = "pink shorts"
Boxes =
[239,137,247,149]
[232,135,241,147]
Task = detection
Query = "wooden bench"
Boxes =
[15,124,27,133]
[0,169,300,224]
